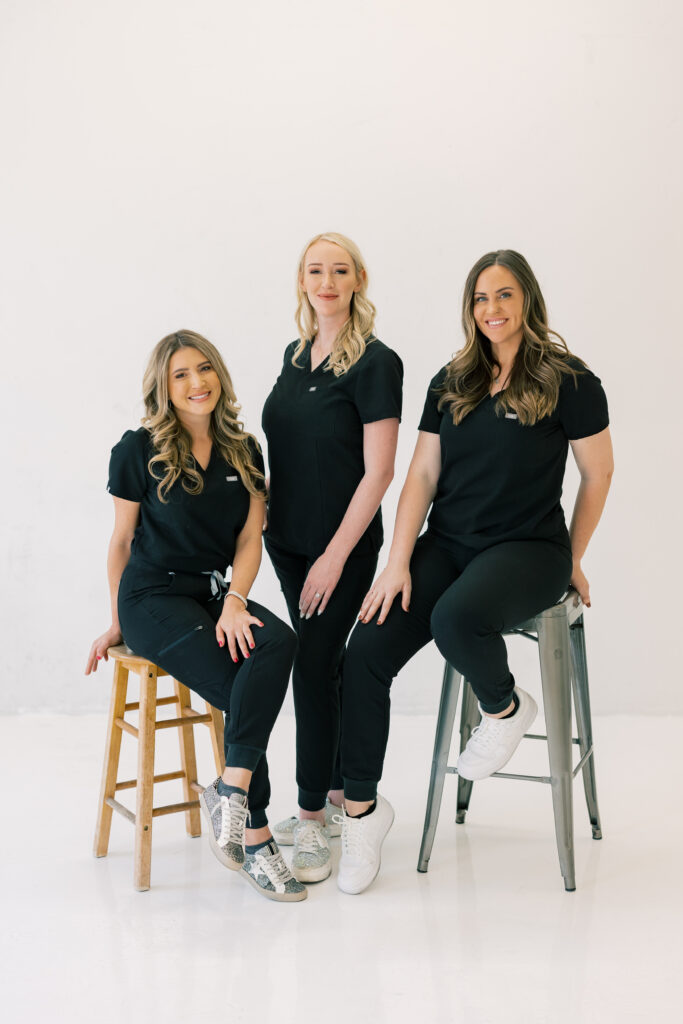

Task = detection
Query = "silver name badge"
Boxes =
[226,475,238,482]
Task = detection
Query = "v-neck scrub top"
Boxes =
[262,338,404,558]
[418,360,609,554]
[107,427,264,573]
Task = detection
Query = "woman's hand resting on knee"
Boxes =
[358,563,412,625]
[217,599,264,662]
[85,626,123,674]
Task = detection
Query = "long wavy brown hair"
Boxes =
[439,250,583,425]
[292,232,377,377]
[141,330,265,502]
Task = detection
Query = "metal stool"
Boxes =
[93,644,225,891]
[417,589,601,891]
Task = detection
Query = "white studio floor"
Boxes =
[2,708,681,1024]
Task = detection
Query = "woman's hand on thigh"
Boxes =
[216,602,264,662]
[85,625,123,674]
[358,563,412,625]
[299,551,344,619]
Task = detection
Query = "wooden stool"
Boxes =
[93,643,225,891]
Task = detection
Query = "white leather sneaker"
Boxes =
[336,794,394,895]
[456,687,538,781]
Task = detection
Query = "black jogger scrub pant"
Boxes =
[340,534,573,802]
[117,562,297,829]
[265,536,378,812]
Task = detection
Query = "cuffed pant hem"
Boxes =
[297,788,327,813]
[226,743,263,773]
[343,777,378,802]
[248,808,268,829]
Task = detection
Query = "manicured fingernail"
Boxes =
[299,611,304,619]
[96,656,102,660]
[245,653,250,659]
[218,640,224,647]
[305,612,311,620]
[233,657,238,663]
[317,608,322,616]
[249,642,254,649]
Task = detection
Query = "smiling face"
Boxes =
[167,346,221,422]
[473,265,525,350]
[300,239,363,322]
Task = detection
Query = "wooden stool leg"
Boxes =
[206,701,226,776]
[93,661,129,858]
[174,680,202,837]
[134,665,157,891]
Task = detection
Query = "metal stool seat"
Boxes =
[417,589,601,891]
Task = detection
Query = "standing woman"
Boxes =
[262,233,403,883]
[85,330,305,902]
[335,250,614,894]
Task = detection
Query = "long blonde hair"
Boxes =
[439,250,583,426]
[141,330,265,502]
[292,232,377,376]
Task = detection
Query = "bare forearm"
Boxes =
[325,470,394,565]
[229,534,263,600]
[569,477,612,564]
[107,538,132,631]
[387,472,436,569]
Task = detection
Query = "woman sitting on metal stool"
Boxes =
[334,250,614,895]
[85,329,305,902]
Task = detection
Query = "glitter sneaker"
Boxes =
[292,819,332,883]
[336,794,394,895]
[199,778,249,870]
[271,799,343,846]
[241,840,308,902]
[456,687,538,781]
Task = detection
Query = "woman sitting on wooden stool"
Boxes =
[85,329,305,902]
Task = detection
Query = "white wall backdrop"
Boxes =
[1,0,681,714]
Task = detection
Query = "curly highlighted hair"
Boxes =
[141,329,265,503]
[292,232,377,376]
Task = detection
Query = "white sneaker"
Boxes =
[271,799,342,846]
[456,687,538,781]
[336,794,394,895]
[292,819,332,883]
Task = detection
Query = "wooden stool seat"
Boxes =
[93,644,225,890]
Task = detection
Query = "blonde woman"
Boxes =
[262,233,403,883]
[335,250,614,894]
[85,330,305,902]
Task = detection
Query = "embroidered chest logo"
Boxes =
[308,386,317,392]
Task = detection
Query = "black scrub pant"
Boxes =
[118,562,297,828]
[340,534,573,801]
[265,537,378,812]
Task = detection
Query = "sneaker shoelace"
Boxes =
[255,847,294,886]
[295,821,326,854]
[338,813,369,861]
[218,795,249,848]
[468,715,510,751]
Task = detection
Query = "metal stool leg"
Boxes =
[456,680,480,824]
[570,616,602,840]
[417,662,462,872]
[537,609,576,891]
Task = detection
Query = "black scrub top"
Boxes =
[107,427,264,573]
[418,359,609,553]
[262,337,404,558]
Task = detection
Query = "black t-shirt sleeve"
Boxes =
[558,364,609,440]
[353,345,404,424]
[107,429,150,501]
[418,367,448,433]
